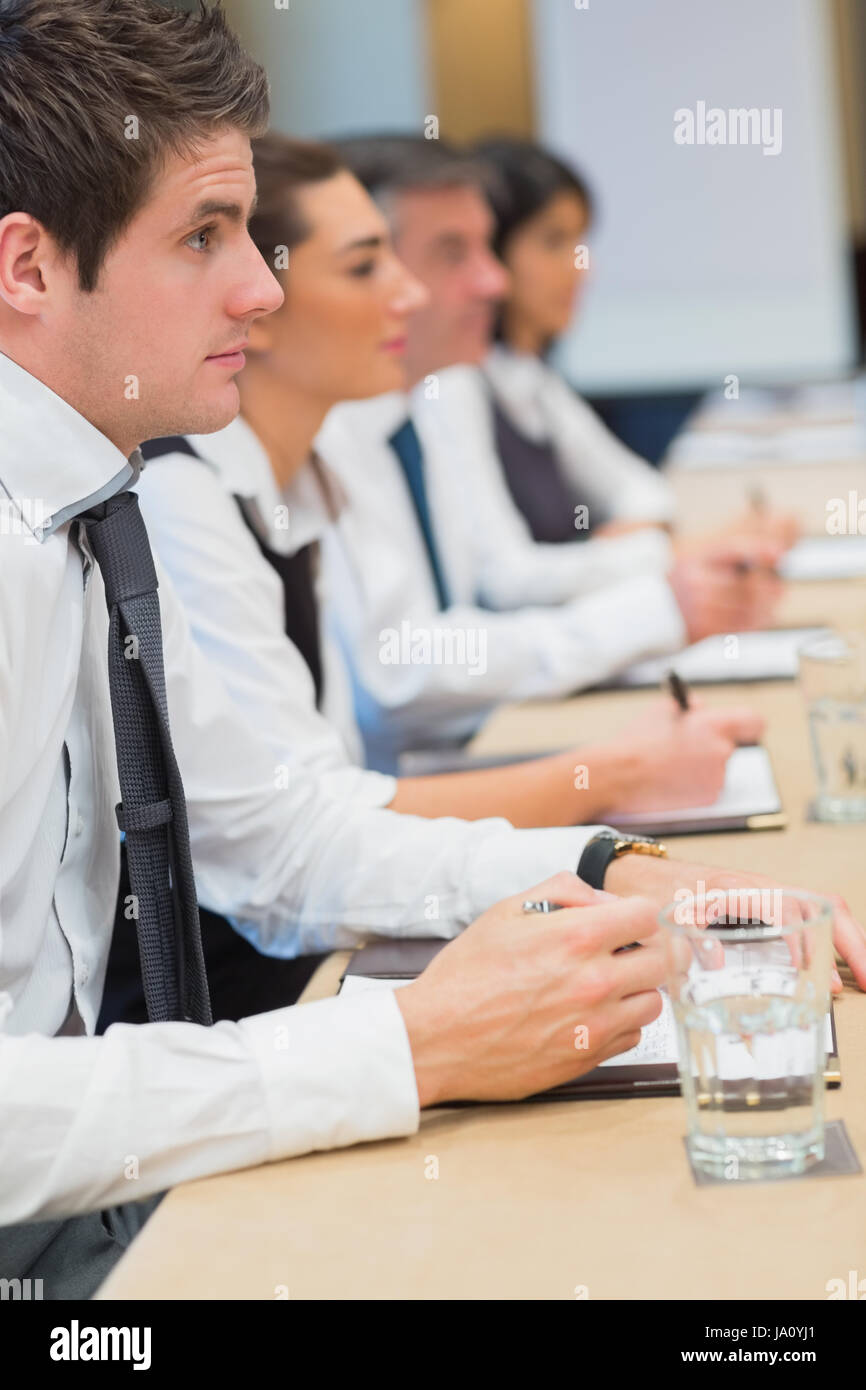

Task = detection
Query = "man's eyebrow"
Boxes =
[174,193,259,234]
[432,231,469,252]
[336,233,386,254]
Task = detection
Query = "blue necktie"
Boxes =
[388,418,451,610]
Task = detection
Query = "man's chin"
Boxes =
[453,334,492,367]
[156,381,241,441]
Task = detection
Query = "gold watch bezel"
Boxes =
[612,837,669,859]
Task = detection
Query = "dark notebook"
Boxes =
[341,938,840,1101]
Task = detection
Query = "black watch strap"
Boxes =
[577,834,622,891]
[577,832,666,890]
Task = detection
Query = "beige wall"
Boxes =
[425,0,534,142]
[832,0,866,237]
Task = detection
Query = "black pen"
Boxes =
[666,669,691,712]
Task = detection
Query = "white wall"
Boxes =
[532,0,856,392]
[224,0,430,140]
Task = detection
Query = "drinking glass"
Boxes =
[799,631,866,822]
[660,888,834,1180]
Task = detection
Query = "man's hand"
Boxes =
[395,872,665,1107]
[604,854,862,993]
[704,508,802,554]
[585,695,765,815]
[668,537,784,643]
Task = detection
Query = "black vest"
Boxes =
[491,399,599,546]
[139,436,324,706]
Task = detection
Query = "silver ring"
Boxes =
[522,899,557,914]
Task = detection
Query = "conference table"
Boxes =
[98,453,866,1300]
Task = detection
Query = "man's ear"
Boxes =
[0,213,55,313]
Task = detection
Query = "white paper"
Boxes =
[778,536,866,582]
[668,424,866,469]
[607,744,780,830]
[615,627,827,688]
[339,974,413,999]
[597,994,833,1071]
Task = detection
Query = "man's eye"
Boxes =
[543,231,569,251]
[348,259,376,278]
[186,225,216,253]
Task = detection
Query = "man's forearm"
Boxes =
[389,745,635,828]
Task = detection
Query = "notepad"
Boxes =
[594,990,834,1072]
[778,536,866,582]
[606,743,784,835]
[339,941,839,1098]
[611,626,828,689]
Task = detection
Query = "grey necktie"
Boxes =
[79,490,212,1026]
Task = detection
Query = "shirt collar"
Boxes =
[482,344,551,441]
[279,451,344,552]
[187,413,345,556]
[316,390,410,453]
[186,412,271,502]
[0,351,140,542]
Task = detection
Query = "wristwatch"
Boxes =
[577,829,668,891]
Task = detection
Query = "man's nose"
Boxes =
[393,265,430,316]
[474,250,510,301]
[232,243,285,322]
[254,257,286,317]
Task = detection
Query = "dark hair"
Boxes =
[471,137,594,260]
[0,0,269,291]
[332,133,492,210]
[248,133,345,263]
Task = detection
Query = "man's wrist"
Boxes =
[578,830,669,892]
[395,981,449,1110]
[604,851,680,899]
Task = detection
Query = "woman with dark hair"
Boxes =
[473,137,797,551]
[472,136,673,545]
[478,136,595,352]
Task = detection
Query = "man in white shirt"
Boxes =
[319,137,782,771]
[0,0,697,1298]
[2,2,862,1302]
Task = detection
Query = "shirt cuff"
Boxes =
[465,824,616,920]
[618,527,674,574]
[317,766,398,809]
[603,571,688,657]
[240,988,420,1160]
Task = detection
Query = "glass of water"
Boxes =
[659,888,834,1181]
[799,631,866,822]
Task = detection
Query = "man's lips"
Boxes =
[380,335,408,353]
[206,342,248,366]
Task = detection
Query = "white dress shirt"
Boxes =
[315,379,687,770]
[482,344,676,528]
[133,416,610,910]
[0,354,605,1224]
[411,362,675,610]
[136,416,392,803]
